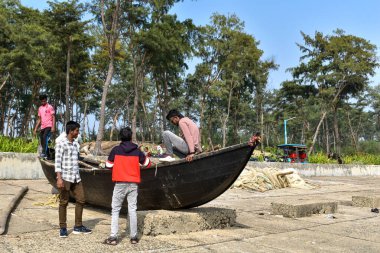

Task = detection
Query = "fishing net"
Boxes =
[232,167,317,192]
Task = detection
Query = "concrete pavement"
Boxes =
[0,176,379,252]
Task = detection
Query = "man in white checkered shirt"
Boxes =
[55,121,92,238]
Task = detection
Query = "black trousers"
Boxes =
[39,127,51,156]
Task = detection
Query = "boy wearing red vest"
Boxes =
[103,127,151,245]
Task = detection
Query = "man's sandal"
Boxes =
[130,237,139,244]
[103,237,118,245]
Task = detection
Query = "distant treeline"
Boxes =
[0,0,379,155]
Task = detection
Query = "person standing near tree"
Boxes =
[33,94,55,159]
[159,109,202,162]
[55,121,92,238]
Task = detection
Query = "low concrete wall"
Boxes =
[0,153,45,179]
[1,153,380,179]
[247,161,380,177]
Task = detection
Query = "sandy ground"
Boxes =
[0,176,380,253]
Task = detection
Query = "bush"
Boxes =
[308,152,334,164]
[0,135,38,153]
[343,153,380,165]
[309,151,380,165]
[359,141,380,155]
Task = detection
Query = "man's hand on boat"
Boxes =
[186,153,194,162]
[248,133,261,146]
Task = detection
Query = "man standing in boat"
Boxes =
[55,121,92,238]
[159,109,202,162]
[33,94,55,159]
[103,127,151,245]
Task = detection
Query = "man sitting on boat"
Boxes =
[103,127,151,245]
[159,109,202,162]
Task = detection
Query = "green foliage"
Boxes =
[308,152,333,164]
[342,154,380,165]
[0,136,38,153]
[359,141,380,155]
[309,151,380,165]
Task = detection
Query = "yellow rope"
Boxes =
[33,194,59,208]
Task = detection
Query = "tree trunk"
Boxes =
[222,86,233,148]
[5,92,15,136]
[308,111,327,155]
[199,94,206,141]
[131,72,139,142]
[96,0,121,154]
[140,97,149,142]
[155,80,165,133]
[325,117,330,154]
[65,36,72,124]
[21,81,40,136]
[333,105,341,154]
[110,111,119,141]
[9,109,17,137]
[346,111,358,152]
[0,98,4,134]
[82,101,88,142]
[260,98,264,152]
[95,59,114,154]
[0,72,9,92]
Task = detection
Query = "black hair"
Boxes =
[119,127,132,141]
[66,121,80,134]
[166,109,184,121]
[39,94,47,101]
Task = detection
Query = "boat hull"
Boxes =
[40,143,254,210]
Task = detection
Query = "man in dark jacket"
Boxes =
[103,127,151,245]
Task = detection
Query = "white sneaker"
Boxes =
[159,156,176,162]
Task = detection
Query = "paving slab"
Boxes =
[168,239,292,253]
[247,229,380,253]
[271,200,338,218]
[295,205,379,225]
[308,215,380,243]
[234,211,318,233]
[1,176,380,253]
[352,195,380,208]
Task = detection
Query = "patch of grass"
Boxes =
[309,152,380,165]
[342,153,380,165]
[308,152,333,164]
[0,135,38,153]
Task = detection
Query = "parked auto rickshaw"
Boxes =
[277,144,308,163]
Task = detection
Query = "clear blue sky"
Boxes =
[22,0,380,90]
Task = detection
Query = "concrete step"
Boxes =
[271,200,338,218]
[352,195,380,208]
[135,207,236,236]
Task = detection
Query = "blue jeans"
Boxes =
[110,183,138,239]
[39,127,51,156]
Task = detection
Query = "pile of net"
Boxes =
[232,167,317,192]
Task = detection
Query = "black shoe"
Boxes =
[103,236,118,245]
[59,228,68,238]
[130,237,139,244]
[73,225,92,234]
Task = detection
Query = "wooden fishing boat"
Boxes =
[39,142,257,211]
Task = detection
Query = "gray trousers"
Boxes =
[162,130,189,158]
[110,183,138,239]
